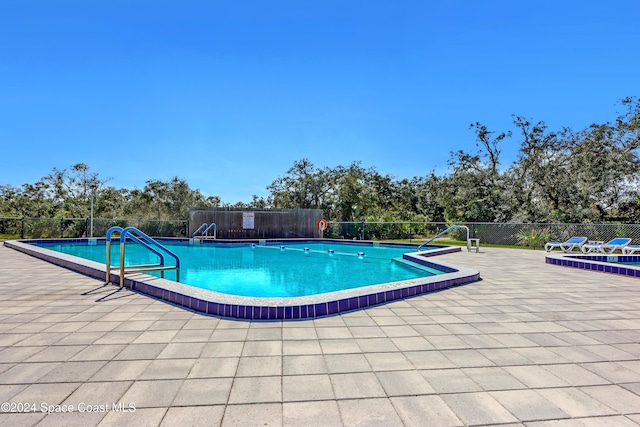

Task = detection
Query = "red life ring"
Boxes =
[317,219,328,231]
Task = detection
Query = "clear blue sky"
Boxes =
[2,1,638,203]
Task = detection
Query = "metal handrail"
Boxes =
[106,226,167,284]
[192,222,217,239]
[105,226,123,284]
[192,223,207,237]
[203,223,216,238]
[105,226,180,288]
[417,225,470,251]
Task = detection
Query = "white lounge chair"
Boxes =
[545,236,588,253]
[581,238,632,254]
[623,245,640,255]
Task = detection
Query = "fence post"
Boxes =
[21,217,25,239]
[361,221,365,240]
[60,218,64,238]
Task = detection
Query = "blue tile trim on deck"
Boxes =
[546,253,640,278]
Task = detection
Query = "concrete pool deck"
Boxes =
[1,244,640,426]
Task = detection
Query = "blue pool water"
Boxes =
[33,241,442,298]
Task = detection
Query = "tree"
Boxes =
[411,174,446,222]
[0,182,55,217]
[571,103,640,221]
[93,186,128,219]
[440,124,511,222]
[267,158,335,212]
[506,117,578,222]
[126,177,216,220]
[40,163,110,218]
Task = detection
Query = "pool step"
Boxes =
[392,257,443,275]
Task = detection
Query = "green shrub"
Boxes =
[517,228,551,249]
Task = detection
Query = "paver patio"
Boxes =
[1,243,639,426]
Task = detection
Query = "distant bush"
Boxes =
[517,228,551,249]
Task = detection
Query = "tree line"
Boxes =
[2,97,639,224]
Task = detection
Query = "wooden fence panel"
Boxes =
[188,208,324,239]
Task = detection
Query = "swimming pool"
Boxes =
[5,238,480,320]
[31,240,443,297]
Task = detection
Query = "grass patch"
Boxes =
[381,238,541,250]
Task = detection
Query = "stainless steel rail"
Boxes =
[105,226,180,288]
[417,225,474,251]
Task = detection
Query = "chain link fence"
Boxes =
[0,217,188,239]
[324,222,640,245]
[2,217,639,246]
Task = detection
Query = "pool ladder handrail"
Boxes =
[105,226,180,288]
[417,225,471,251]
[192,222,217,239]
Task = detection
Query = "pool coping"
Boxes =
[4,238,480,320]
[545,251,640,278]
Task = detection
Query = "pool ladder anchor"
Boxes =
[105,226,181,289]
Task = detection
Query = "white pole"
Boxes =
[90,184,96,238]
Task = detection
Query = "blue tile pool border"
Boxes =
[545,252,640,278]
[4,238,480,320]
